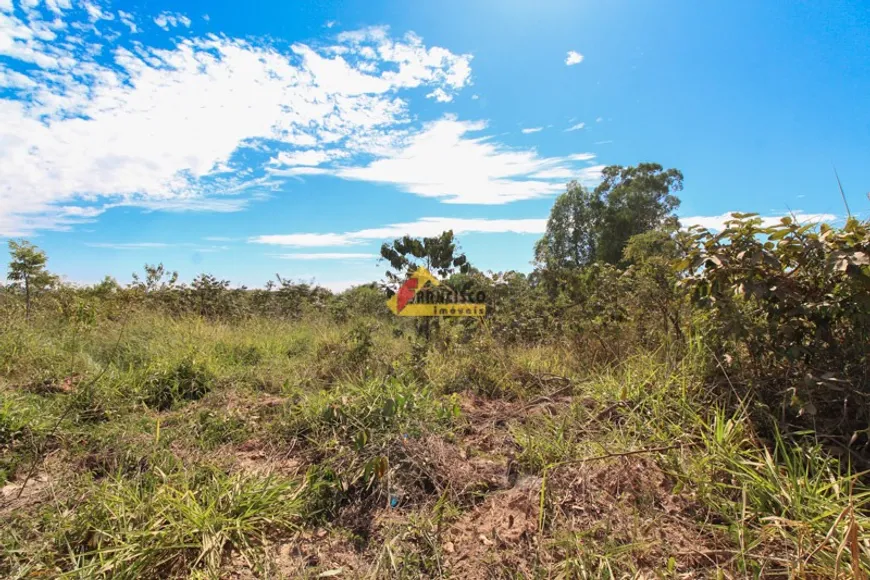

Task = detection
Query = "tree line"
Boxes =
[4,162,870,453]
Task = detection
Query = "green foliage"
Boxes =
[328,283,387,321]
[679,214,870,438]
[214,342,262,366]
[4,205,870,577]
[6,240,55,319]
[380,229,470,285]
[190,409,250,449]
[535,163,682,269]
[143,358,215,410]
[52,468,304,579]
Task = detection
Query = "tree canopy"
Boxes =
[535,163,683,269]
[379,230,470,285]
[7,240,55,319]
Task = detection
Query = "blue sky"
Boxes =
[1,0,868,290]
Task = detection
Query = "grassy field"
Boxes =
[1,308,867,579]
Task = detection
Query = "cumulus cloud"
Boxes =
[117,10,137,32]
[154,11,190,30]
[326,116,603,204]
[0,1,598,236]
[0,3,477,235]
[521,127,543,134]
[565,50,583,65]
[250,217,549,247]
[680,211,837,232]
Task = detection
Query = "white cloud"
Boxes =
[154,11,189,30]
[1,5,600,236]
[565,122,585,132]
[250,216,549,247]
[271,150,335,167]
[117,10,137,33]
[273,253,377,260]
[565,50,583,66]
[595,116,603,123]
[471,94,479,100]
[327,116,602,204]
[83,1,112,22]
[427,87,453,102]
[521,127,543,134]
[680,211,837,232]
[85,242,171,249]
[0,5,479,235]
[0,0,14,12]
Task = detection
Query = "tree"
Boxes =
[7,240,54,320]
[379,230,470,286]
[594,163,683,264]
[131,263,178,293]
[189,273,232,318]
[535,163,683,269]
[533,182,601,269]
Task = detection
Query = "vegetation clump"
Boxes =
[1,164,868,577]
[142,358,215,411]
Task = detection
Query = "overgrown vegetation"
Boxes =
[1,164,868,578]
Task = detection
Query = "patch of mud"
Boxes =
[444,475,542,578]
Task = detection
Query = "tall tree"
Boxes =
[535,163,683,269]
[594,163,683,264]
[7,240,54,320]
[380,230,470,285]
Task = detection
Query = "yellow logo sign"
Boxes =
[385,267,486,317]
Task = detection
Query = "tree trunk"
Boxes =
[24,276,31,321]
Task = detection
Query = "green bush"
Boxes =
[142,359,215,411]
[679,215,870,440]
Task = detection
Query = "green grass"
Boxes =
[1,310,867,578]
[5,467,304,579]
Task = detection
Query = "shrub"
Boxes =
[142,358,215,411]
[678,215,870,442]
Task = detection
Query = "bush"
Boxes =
[678,215,870,442]
[142,359,215,411]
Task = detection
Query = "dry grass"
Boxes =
[0,312,867,578]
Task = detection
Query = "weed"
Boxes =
[142,358,214,411]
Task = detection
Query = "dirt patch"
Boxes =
[458,393,574,451]
[224,529,370,579]
[0,452,71,518]
[17,374,78,395]
[218,438,306,477]
[0,472,54,516]
[443,475,542,578]
[547,456,726,572]
[397,435,507,504]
